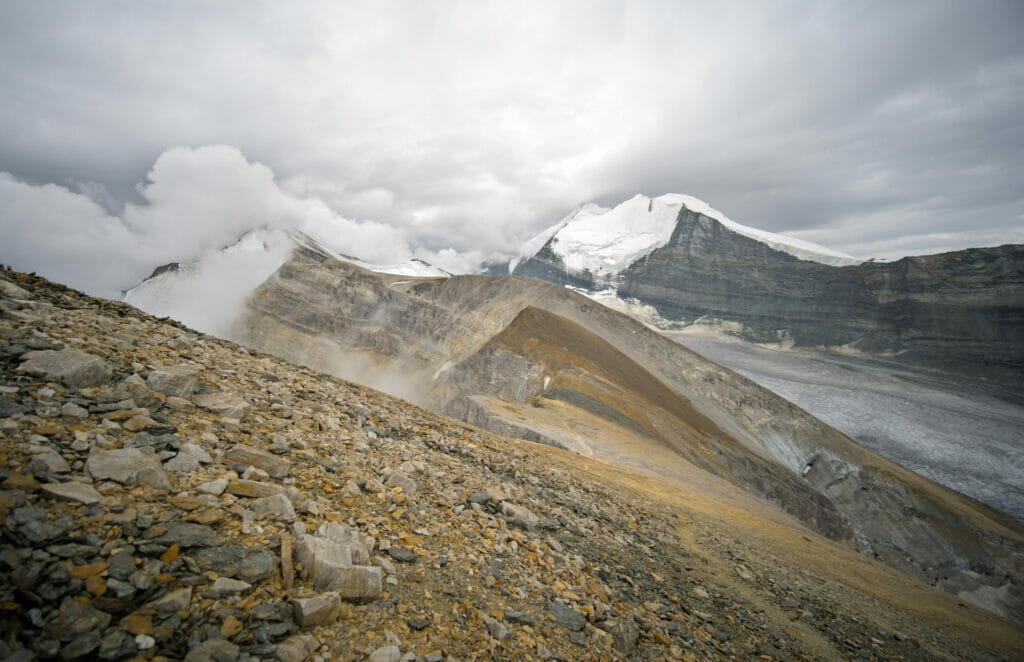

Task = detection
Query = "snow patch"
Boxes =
[509,202,609,273]
[339,255,451,278]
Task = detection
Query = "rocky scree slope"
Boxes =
[2,269,1023,661]
[240,254,1024,623]
[512,198,1024,394]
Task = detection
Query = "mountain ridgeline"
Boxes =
[234,245,1024,623]
[513,202,1024,394]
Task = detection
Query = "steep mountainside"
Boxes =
[238,250,1024,623]
[3,269,1023,661]
[512,196,1024,393]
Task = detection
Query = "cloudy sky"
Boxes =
[1,1,1023,296]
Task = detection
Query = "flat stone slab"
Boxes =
[40,481,103,505]
[85,447,171,490]
[18,349,112,389]
[192,391,250,421]
[147,364,200,398]
[224,444,289,478]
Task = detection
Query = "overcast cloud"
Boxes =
[1,0,1022,294]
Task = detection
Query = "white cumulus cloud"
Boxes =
[0,145,424,299]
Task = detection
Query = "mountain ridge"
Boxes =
[234,250,1024,621]
[512,196,1024,393]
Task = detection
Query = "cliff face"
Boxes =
[514,208,1024,392]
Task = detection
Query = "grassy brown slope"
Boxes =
[489,306,741,458]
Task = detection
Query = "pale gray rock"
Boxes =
[134,634,155,651]
[163,451,200,474]
[165,396,193,410]
[250,493,296,522]
[179,442,212,463]
[224,444,289,478]
[368,645,401,662]
[60,401,89,420]
[275,634,320,662]
[0,279,32,299]
[211,577,251,595]
[240,465,270,481]
[192,391,250,421]
[85,447,169,489]
[27,452,70,475]
[484,617,508,640]
[147,364,200,398]
[123,374,163,411]
[40,481,102,505]
[196,476,228,496]
[295,534,381,600]
[501,501,539,528]
[385,471,417,494]
[18,349,112,390]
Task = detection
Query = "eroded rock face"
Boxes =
[515,209,1024,393]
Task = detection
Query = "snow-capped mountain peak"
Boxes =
[513,194,859,282]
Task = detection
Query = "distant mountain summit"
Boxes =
[513,195,1024,393]
[511,194,858,283]
[124,227,449,337]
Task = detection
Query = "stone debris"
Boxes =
[0,269,1016,662]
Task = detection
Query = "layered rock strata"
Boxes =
[514,207,1024,393]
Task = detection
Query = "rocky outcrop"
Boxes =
[514,207,1024,393]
